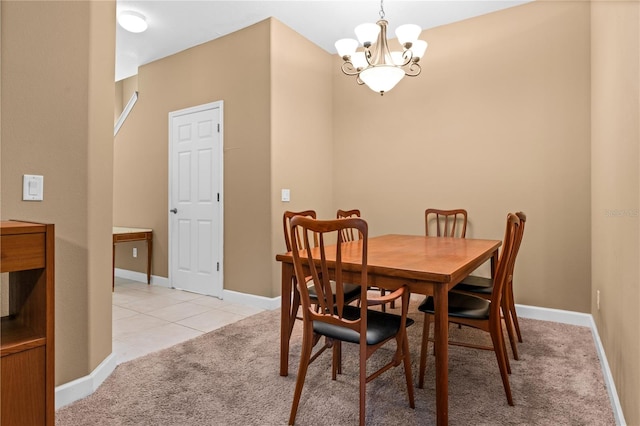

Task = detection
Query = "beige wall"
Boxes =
[270,19,334,296]
[115,18,334,298]
[116,3,592,311]
[1,0,114,384]
[114,20,273,296]
[334,1,592,312]
[591,1,640,424]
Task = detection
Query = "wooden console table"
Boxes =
[112,226,153,290]
[1,220,55,425]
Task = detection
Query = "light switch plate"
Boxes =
[281,189,290,202]
[23,175,44,201]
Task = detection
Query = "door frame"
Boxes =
[168,100,224,297]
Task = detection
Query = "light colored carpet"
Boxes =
[56,305,615,425]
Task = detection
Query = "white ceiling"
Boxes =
[115,0,530,82]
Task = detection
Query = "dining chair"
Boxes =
[425,208,468,238]
[452,211,527,359]
[336,208,391,311]
[283,210,361,334]
[288,216,415,426]
[283,210,318,253]
[422,208,469,350]
[336,209,362,242]
[418,213,521,406]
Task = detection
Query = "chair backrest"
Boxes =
[336,209,362,242]
[283,210,317,252]
[425,208,468,238]
[506,211,527,283]
[513,211,526,266]
[290,216,368,331]
[489,213,521,318]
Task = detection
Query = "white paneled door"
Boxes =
[169,101,223,297]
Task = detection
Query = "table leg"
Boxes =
[490,248,498,278]
[434,283,449,426]
[280,262,294,376]
[112,242,116,292]
[146,236,152,284]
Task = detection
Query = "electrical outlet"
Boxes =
[596,290,600,310]
[133,247,138,258]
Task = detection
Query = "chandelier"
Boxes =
[335,0,427,96]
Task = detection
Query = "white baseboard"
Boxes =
[114,268,170,287]
[222,289,281,310]
[515,303,593,327]
[588,316,627,426]
[516,304,626,425]
[55,353,117,409]
[114,269,280,308]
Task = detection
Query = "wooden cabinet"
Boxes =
[1,221,54,426]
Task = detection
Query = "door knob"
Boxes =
[170,208,178,214]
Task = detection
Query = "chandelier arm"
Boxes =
[340,60,360,76]
[405,62,422,77]
[399,50,413,67]
[364,48,373,66]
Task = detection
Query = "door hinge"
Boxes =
[217,262,220,272]
[217,193,220,202]
[217,123,220,132]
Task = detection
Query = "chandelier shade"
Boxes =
[355,23,380,45]
[359,65,406,94]
[335,0,427,95]
[395,24,421,45]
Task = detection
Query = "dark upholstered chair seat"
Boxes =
[314,305,415,345]
[455,275,493,295]
[308,281,361,305]
[418,292,490,320]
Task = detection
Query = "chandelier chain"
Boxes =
[379,0,385,19]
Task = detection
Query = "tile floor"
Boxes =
[112,277,265,364]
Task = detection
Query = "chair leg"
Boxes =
[401,329,416,408]
[490,320,514,406]
[418,312,431,389]
[508,283,523,343]
[503,329,512,375]
[502,298,519,360]
[496,313,512,375]
[289,285,301,335]
[289,323,314,425]
[359,342,367,426]
[332,341,342,379]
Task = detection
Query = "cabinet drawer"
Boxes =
[113,232,149,242]
[0,234,46,273]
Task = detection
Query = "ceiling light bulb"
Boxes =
[118,11,148,33]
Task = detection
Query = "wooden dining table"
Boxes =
[276,234,501,426]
